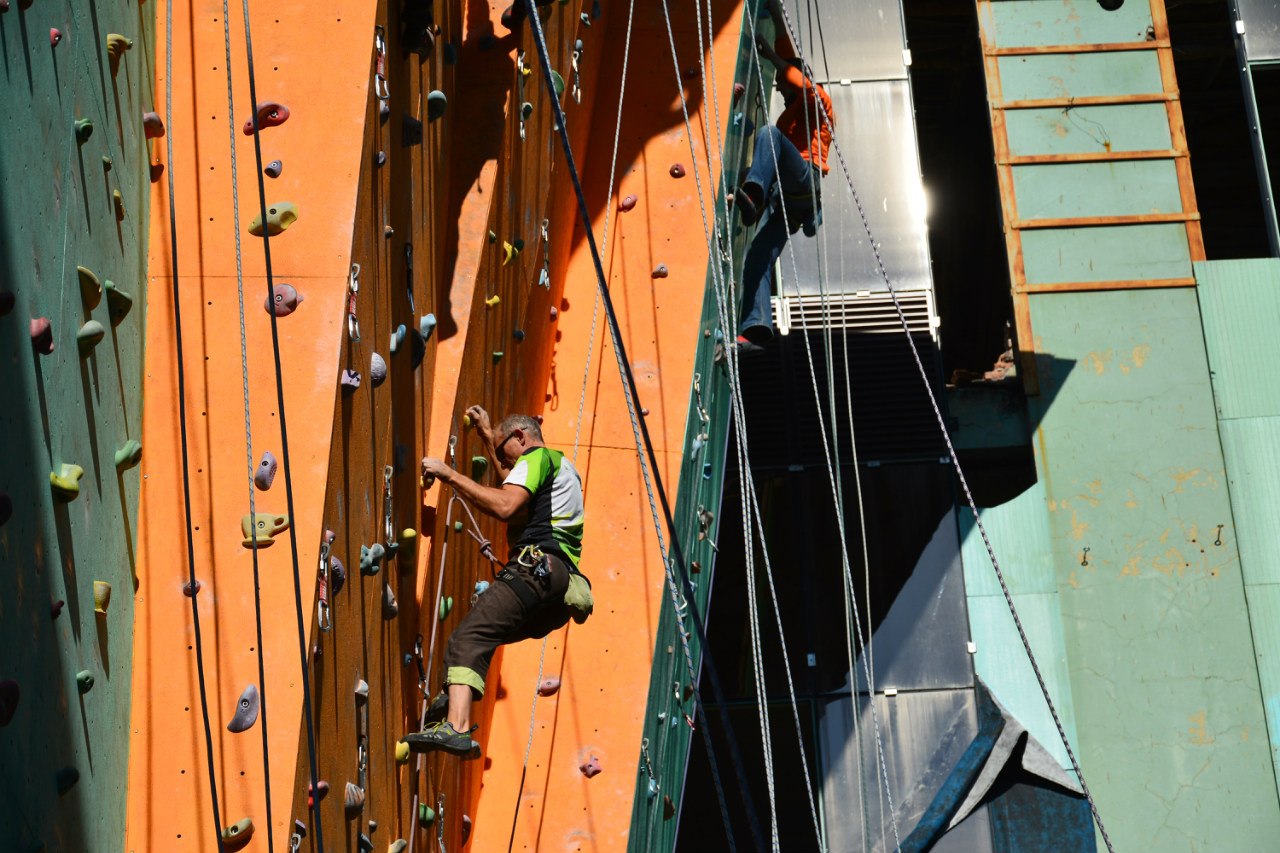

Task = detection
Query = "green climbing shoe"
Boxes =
[402,721,480,758]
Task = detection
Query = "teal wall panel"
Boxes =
[959,483,1056,597]
[1242,584,1280,772]
[986,0,1153,47]
[1218,417,1280,586]
[1012,161,1183,220]
[0,3,153,852]
[1027,287,1280,851]
[1196,259,1280,419]
[1021,223,1191,283]
[1004,104,1173,157]
[996,53,1162,102]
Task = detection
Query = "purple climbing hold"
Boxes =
[537,677,560,696]
[341,369,361,394]
[579,756,602,778]
[652,264,669,279]
[264,160,283,178]
[619,195,637,212]
[461,815,473,845]
[77,321,105,356]
[243,101,289,135]
[330,555,346,595]
[294,819,307,838]
[549,306,559,320]
[380,102,391,124]
[30,318,53,354]
[265,283,303,317]
[254,451,278,490]
[0,680,18,727]
[143,111,165,139]
[670,163,686,178]
[733,82,745,102]
[0,292,13,316]
[370,352,387,387]
[50,600,65,619]
[227,684,260,733]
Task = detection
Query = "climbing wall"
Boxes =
[0,2,154,851]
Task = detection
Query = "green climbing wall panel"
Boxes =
[0,2,155,852]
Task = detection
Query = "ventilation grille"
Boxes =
[772,290,938,338]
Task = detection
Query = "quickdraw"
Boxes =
[537,219,551,289]
[318,529,334,631]
[374,27,390,100]
[347,263,361,341]
[571,40,583,104]
[404,243,416,314]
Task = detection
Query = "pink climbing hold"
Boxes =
[0,680,18,727]
[619,194,637,213]
[243,101,290,135]
[669,163,686,178]
[579,756,603,778]
[143,111,165,139]
[549,306,559,320]
[308,780,330,809]
[264,283,302,317]
[652,264,669,279]
[51,599,65,619]
[537,677,560,696]
[50,28,62,47]
[733,82,745,102]
[30,317,53,354]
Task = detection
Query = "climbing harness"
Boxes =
[348,263,361,341]
[374,27,390,101]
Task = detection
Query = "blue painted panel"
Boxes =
[1021,223,1191,284]
[1004,105,1173,157]
[996,53,1162,102]
[986,0,1154,48]
[1195,258,1280,419]
[1013,160,1183,220]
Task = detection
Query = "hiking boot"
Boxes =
[735,182,764,227]
[402,721,481,758]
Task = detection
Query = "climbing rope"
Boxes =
[235,1,327,849]
[769,2,1117,849]
[217,2,275,849]
[164,0,227,847]
[523,3,764,850]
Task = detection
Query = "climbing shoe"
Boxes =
[424,691,448,724]
[734,182,764,227]
[735,335,766,354]
[402,721,481,758]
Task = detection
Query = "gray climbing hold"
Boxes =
[344,782,365,815]
[357,833,374,853]
[341,369,361,393]
[402,115,424,146]
[76,670,94,694]
[375,151,386,168]
[254,451,277,490]
[114,439,143,471]
[360,543,385,576]
[354,679,369,705]
[389,840,408,853]
[227,684,260,732]
[77,321,105,356]
[78,266,103,309]
[294,819,307,838]
[390,324,406,353]
[651,264,669,279]
[370,352,387,387]
[264,159,283,178]
[75,118,94,144]
[521,102,533,121]
[382,582,398,619]
[427,90,448,122]
[420,313,437,341]
[265,283,302,316]
[105,281,134,324]
[55,766,79,795]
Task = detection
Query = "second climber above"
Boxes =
[402,406,593,758]
[734,7,835,354]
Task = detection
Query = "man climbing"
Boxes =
[734,9,835,353]
[402,406,593,757]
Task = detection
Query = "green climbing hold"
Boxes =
[439,595,453,621]
[78,266,102,309]
[470,455,489,480]
[50,464,85,501]
[248,202,298,236]
[106,33,132,70]
[104,281,134,325]
[418,803,436,826]
[77,321,105,357]
[75,670,94,694]
[550,71,566,97]
[453,520,464,532]
[427,90,448,122]
[492,351,504,364]
[114,440,142,470]
[75,118,94,144]
[487,230,497,243]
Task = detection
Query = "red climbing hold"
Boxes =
[30,317,53,354]
[0,680,18,727]
[142,111,165,139]
[308,780,330,809]
[580,756,603,778]
[733,82,745,102]
[243,101,290,135]
[150,162,165,182]
[669,163,686,178]
[183,580,202,597]
[619,194,637,212]
[49,28,62,47]
[652,264,669,279]
[537,677,560,696]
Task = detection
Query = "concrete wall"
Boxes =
[0,2,154,851]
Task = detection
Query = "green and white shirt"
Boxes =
[504,446,585,571]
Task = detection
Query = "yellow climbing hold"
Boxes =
[93,580,112,615]
[485,294,501,308]
[77,266,102,309]
[502,241,520,266]
[50,464,85,501]
[241,512,291,548]
[222,818,254,846]
[395,741,410,764]
[248,202,298,236]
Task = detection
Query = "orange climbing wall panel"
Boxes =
[127,0,381,849]
[468,2,746,849]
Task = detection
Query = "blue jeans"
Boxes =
[738,125,819,339]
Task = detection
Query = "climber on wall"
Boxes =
[402,406,593,757]
[734,4,835,353]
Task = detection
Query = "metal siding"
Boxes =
[781,0,907,83]
[1195,258,1280,420]
[996,53,1164,103]
[1242,583,1280,773]
[1237,0,1280,61]
[1027,287,1280,851]
[1012,160,1184,220]
[1218,417,1280,586]
[1021,223,1192,284]
[986,0,1154,47]
[959,483,1057,599]
[1004,104,1173,157]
